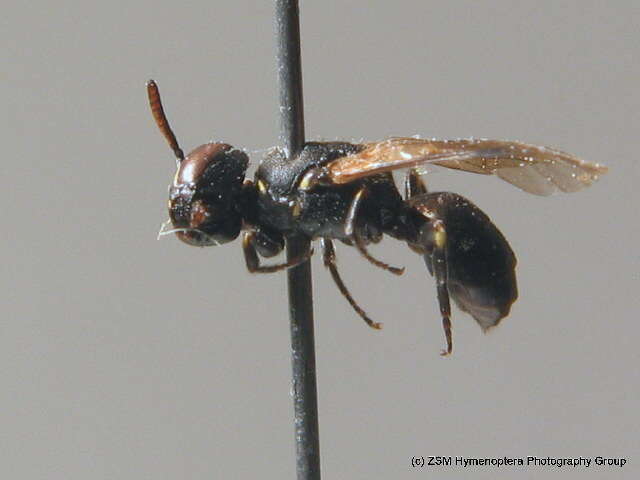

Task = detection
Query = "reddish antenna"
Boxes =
[146,79,185,162]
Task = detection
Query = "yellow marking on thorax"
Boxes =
[257,179,268,195]
[291,201,302,217]
[433,220,447,249]
[298,171,315,191]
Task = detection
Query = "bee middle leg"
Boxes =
[243,229,313,273]
[345,186,405,275]
[320,238,382,330]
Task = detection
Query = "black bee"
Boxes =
[148,80,607,355]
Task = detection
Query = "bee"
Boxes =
[148,80,607,355]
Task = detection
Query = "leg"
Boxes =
[345,186,405,275]
[429,220,452,356]
[243,231,312,273]
[320,238,382,330]
[408,190,453,354]
[252,225,285,258]
[404,169,428,200]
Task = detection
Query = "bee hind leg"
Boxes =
[408,198,453,355]
[428,219,453,356]
[404,169,428,200]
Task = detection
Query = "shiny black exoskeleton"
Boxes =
[150,80,614,354]
[250,144,517,350]
[149,78,516,357]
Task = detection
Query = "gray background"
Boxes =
[3,1,638,478]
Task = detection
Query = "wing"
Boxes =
[326,137,607,195]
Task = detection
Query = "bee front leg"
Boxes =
[242,230,313,274]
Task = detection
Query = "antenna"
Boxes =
[147,79,185,162]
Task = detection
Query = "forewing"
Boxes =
[327,137,607,195]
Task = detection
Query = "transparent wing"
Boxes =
[326,137,607,195]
